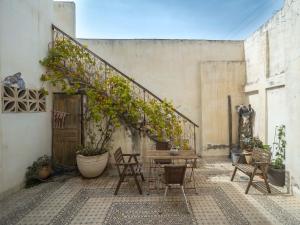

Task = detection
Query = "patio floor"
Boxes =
[1,156,300,225]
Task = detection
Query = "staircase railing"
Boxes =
[51,24,199,151]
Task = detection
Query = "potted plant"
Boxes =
[170,144,180,155]
[241,137,253,164]
[241,137,264,164]
[76,111,112,178]
[76,146,109,178]
[25,155,52,187]
[231,144,242,164]
[268,125,286,187]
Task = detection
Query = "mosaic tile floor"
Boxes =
[1,157,300,225]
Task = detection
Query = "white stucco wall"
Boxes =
[266,87,287,147]
[0,0,54,196]
[244,0,300,194]
[285,0,300,196]
[0,0,76,197]
[78,39,246,155]
[53,1,76,37]
[200,61,246,156]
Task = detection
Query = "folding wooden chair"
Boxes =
[114,147,145,195]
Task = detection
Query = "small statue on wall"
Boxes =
[2,72,26,89]
[237,104,255,150]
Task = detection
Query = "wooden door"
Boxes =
[52,93,82,167]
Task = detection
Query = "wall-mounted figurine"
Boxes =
[2,72,26,89]
[236,104,255,150]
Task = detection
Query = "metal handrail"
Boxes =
[51,24,198,128]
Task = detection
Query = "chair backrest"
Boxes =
[164,165,186,185]
[114,147,124,164]
[155,141,172,164]
[252,148,271,164]
[114,147,125,176]
[156,141,170,151]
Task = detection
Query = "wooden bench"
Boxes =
[231,148,271,194]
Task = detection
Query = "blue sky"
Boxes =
[70,0,284,40]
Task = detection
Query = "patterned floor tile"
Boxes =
[1,156,300,225]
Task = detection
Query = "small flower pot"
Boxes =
[231,153,240,165]
[76,152,109,178]
[243,151,252,164]
[170,148,179,156]
[38,166,52,180]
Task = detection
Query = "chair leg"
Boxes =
[155,172,160,193]
[114,178,123,195]
[140,172,145,182]
[187,167,193,182]
[262,173,271,193]
[186,167,197,194]
[131,165,143,195]
[191,168,198,194]
[181,186,190,214]
[231,167,238,181]
[137,163,145,181]
[159,186,168,214]
[245,168,257,194]
[155,165,162,192]
[114,167,127,195]
[147,163,152,195]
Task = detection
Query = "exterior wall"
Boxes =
[53,1,76,37]
[0,0,76,197]
[0,0,53,196]
[200,61,246,156]
[244,0,300,195]
[285,0,300,196]
[78,39,246,156]
[266,87,287,147]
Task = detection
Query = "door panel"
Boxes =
[267,87,287,145]
[52,94,82,167]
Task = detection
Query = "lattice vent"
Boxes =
[2,86,46,112]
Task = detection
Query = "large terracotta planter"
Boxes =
[76,152,109,178]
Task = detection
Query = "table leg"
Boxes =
[147,160,152,195]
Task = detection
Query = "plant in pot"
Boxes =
[241,136,253,164]
[231,144,242,164]
[76,110,113,178]
[268,125,286,187]
[25,155,52,187]
[241,136,264,164]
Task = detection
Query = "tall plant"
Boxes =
[272,125,286,169]
[40,39,183,153]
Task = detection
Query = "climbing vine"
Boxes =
[40,39,183,153]
[272,125,286,169]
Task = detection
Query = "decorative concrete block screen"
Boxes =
[2,86,46,112]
